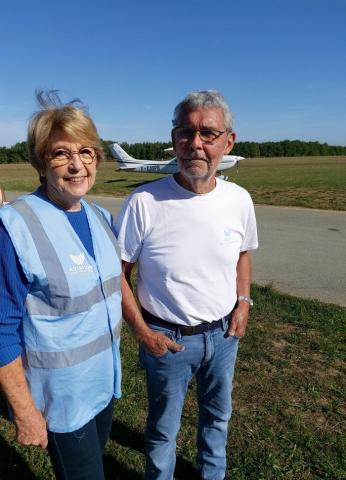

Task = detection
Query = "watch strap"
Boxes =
[237,295,254,307]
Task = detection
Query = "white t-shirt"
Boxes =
[114,176,258,326]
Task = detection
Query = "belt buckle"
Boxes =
[180,324,198,336]
[190,325,200,335]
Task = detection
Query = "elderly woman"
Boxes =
[0,91,122,480]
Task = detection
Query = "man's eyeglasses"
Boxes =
[172,127,229,144]
[47,147,97,166]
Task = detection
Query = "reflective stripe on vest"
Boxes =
[24,322,122,369]
[88,202,121,259]
[12,200,70,298]
[26,275,120,316]
[12,200,120,316]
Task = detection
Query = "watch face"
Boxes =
[238,296,253,306]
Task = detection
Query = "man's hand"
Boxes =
[139,329,185,356]
[15,407,48,448]
[227,302,250,337]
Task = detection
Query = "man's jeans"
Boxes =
[140,318,239,480]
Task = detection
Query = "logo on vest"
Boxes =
[69,252,93,274]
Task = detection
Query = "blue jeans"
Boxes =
[140,318,239,480]
[47,397,114,480]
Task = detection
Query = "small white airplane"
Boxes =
[109,143,244,175]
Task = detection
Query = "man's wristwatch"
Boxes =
[237,295,254,307]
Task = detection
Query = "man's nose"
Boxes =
[190,130,204,149]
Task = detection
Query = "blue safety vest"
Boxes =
[0,192,122,432]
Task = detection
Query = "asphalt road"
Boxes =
[5,192,346,307]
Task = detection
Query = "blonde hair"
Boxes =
[28,90,104,180]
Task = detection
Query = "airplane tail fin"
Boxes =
[108,143,136,169]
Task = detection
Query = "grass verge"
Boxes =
[1,155,345,210]
[0,285,345,479]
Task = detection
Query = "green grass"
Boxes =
[1,285,345,479]
[232,156,346,210]
[1,155,345,210]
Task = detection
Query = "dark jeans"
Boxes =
[47,398,114,480]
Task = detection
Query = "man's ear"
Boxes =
[171,130,176,152]
[224,131,236,154]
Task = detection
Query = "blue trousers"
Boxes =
[47,397,114,480]
[140,318,239,480]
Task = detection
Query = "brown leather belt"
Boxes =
[141,308,228,336]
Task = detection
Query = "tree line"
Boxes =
[1,139,345,164]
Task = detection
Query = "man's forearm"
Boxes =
[121,272,153,342]
[236,251,252,297]
[121,262,184,355]
[228,251,252,337]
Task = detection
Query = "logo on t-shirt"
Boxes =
[221,228,233,245]
[69,252,93,274]
[220,227,242,248]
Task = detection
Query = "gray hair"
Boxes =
[172,90,234,131]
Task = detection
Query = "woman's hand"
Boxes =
[15,407,48,448]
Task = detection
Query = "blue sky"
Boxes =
[0,0,345,147]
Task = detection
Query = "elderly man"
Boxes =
[114,90,258,480]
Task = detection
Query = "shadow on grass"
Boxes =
[0,400,199,480]
[0,393,8,417]
[0,436,37,480]
[109,419,199,480]
[110,418,144,453]
[102,178,157,188]
[104,453,143,480]
[127,180,157,189]
[0,395,38,480]
[175,459,200,480]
